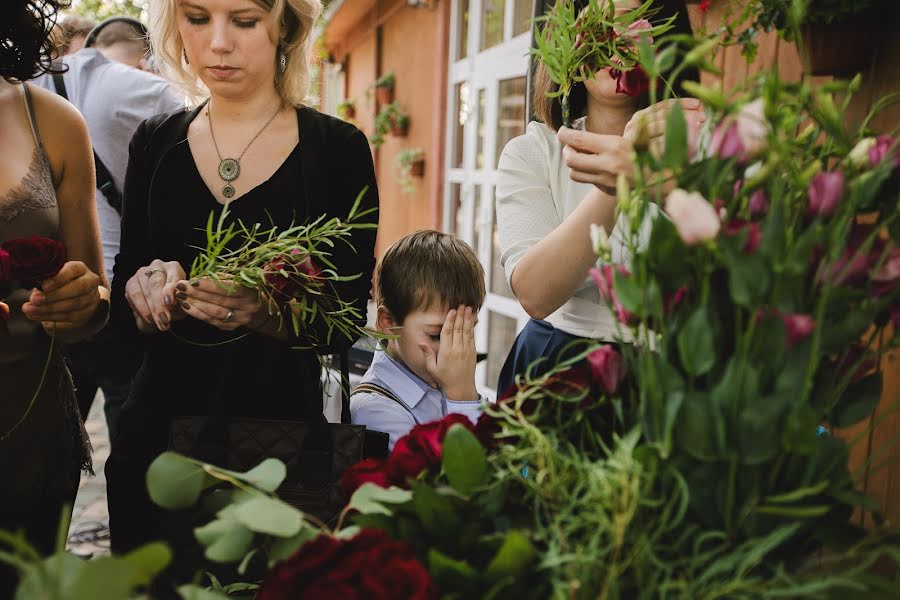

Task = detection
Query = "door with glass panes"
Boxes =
[444,0,534,397]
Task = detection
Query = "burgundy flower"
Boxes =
[608,66,651,97]
[586,345,626,395]
[807,171,844,218]
[0,248,11,286]
[474,412,501,449]
[780,313,815,347]
[817,225,886,287]
[340,458,392,496]
[385,413,476,484]
[264,252,322,300]
[590,265,638,325]
[749,189,769,219]
[258,529,436,600]
[1,235,67,288]
[724,219,761,254]
[869,135,899,169]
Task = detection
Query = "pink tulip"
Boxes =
[780,313,815,347]
[664,188,721,245]
[749,189,769,219]
[586,344,627,395]
[807,171,844,218]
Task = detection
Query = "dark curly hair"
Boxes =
[1,0,70,82]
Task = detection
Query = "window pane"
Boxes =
[514,0,532,37]
[480,0,505,51]
[475,88,486,170]
[491,189,515,299]
[456,0,470,60]
[452,82,470,169]
[449,183,463,236]
[486,311,519,390]
[473,185,482,255]
[496,76,527,167]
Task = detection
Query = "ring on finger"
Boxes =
[145,269,164,278]
[223,309,235,323]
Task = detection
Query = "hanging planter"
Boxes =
[800,10,881,77]
[374,71,395,105]
[394,148,425,194]
[337,99,356,120]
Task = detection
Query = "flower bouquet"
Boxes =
[186,188,378,351]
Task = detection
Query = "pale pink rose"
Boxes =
[869,134,899,169]
[664,188,721,245]
[710,99,768,163]
[807,171,845,218]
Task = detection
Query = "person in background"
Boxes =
[494,0,703,394]
[54,14,97,56]
[0,0,108,595]
[351,231,486,450]
[34,17,184,445]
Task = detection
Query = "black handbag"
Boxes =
[168,351,388,525]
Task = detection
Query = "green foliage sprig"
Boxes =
[188,188,379,351]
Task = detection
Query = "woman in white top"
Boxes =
[495,0,705,394]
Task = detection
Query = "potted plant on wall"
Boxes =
[394,148,425,194]
[337,99,355,121]
[744,0,887,76]
[373,102,410,139]
[374,71,395,105]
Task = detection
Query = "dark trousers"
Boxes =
[497,319,589,397]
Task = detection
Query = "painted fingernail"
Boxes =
[176,283,187,292]
[180,301,191,310]
[163,294,171,306]
[175,292,188,301]
[190,280,200,287]
[159,313,169,326]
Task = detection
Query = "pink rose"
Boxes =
[621,19,653,44]
[780,313,815,347]
[710,99,768,163]
[749,189,769,219]
[869,135,899,169]
[586,345,626,395]
[807,171,845,218]
[664,188,721,245]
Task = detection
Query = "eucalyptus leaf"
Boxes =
[411,481,461,541]
[14,553,85,600]
[233,496,303,537]
[209,459,287,493]
[442,424,488,495]
[68,557,137,600]
[122,542,172,586]
[146,452,211,510]
[348,483,413,516]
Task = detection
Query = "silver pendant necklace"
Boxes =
[207,101,281,199]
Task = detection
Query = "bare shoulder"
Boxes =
[25,83,91,180]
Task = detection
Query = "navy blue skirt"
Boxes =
[497,319,590,397]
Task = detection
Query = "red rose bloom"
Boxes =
[258,529,436,600]
[608,65,650,97]
[263,252,322,300]
[340,458,392,495]
[2,235,66,288]
[385,414,475,483]
[586,344,626,395]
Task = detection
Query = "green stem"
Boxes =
[0,328,54,442]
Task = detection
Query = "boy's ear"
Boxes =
[376,305,398,333]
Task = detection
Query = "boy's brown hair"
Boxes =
[376,230,485,324]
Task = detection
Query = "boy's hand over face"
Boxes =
[419,305,479,401]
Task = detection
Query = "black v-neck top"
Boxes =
[109,105,378,423]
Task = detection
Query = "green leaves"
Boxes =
[442,424,489,495]
[234,496,303,537]
[663,101,688,169]
[677,307,716,376]
[347,483,413,516]
[146,452,211,510]
[832,373,882,428]
[484,531,537,585]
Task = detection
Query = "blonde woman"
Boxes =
[105,0,378,561]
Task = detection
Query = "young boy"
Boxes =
[351,230,486,450]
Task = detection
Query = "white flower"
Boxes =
[664,188,720,245]
[847,137,876,169]
[590,223,610,257]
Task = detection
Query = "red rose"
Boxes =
[2,235,66,288]
[586,344,626,395]
[258,529,436,600]
[474,412,501,449]
[0,248,11,286]
[385,414,476,484]
[340,458,392,496]
[608,65,650,97]
[263,252,322,300]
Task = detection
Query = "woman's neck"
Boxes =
[207,88,284,123]
[584,99,636,136]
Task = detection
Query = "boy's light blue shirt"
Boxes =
[350,348,483,450]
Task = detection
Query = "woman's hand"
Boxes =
[174,277,272,332]
[124,259,186,333]
[623,98,706,159]
[21,261,101,329]
[557,127,635,195]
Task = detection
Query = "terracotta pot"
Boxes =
[409,158,425,178]
[390,121,409,137]
[376,86,394,105]
[801,10,882,77]
[339,105,355,119]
